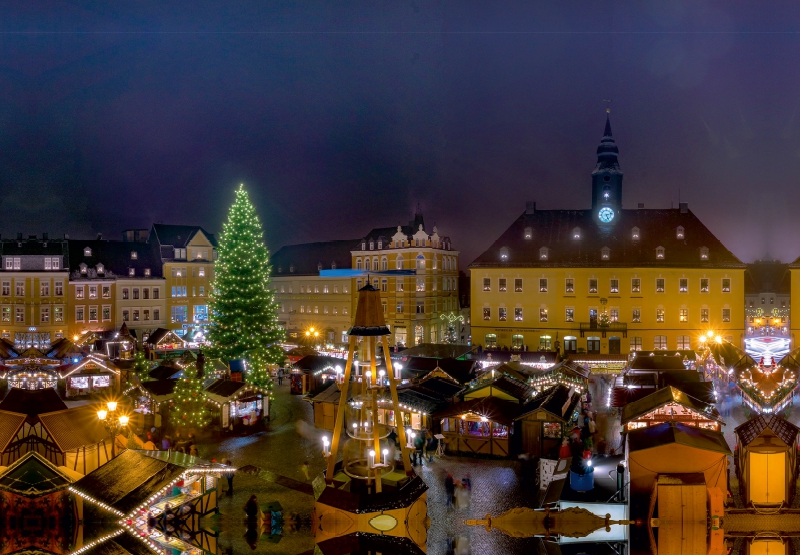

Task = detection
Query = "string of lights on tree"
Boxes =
[206,184,284,391]
[171,363,211,427]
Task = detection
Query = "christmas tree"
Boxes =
[440,312,464,344]
[207,185,284,389]
[171,364,211,428]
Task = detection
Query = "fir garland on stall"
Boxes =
[207,184,284,390]
[171,363,211,427]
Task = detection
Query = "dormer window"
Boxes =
[129,268,135,276]
[539,247,549,260]
[601,247,610,260]
[656,246,665,259]
[631,227,640,241]
[362,242,366,251]
[700,247,709,260]
[144,268,151,276]
[524,227,533,240]
[80,263,87,274]
[676,226,685,239]
[499,247,509,261]
[331,262,337,270]
[131,251,138,260]
[96,264,104,274]
[572,227,581,240]
[83,247,92,257]
[317,263,322,271]
[289,265,294,273]
[369,241,374,250]
[377,241,382,249]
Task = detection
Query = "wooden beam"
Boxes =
[325,335,357,484]
[381,336,413,475]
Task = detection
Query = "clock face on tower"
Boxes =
[598,207,615,223]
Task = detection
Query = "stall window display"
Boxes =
[71,376,89,389]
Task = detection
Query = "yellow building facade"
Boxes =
[470,116,745,356]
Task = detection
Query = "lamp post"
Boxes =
[97,400,129,459]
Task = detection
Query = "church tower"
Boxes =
[591,113,623,224]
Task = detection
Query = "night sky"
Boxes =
[4,2,800,265]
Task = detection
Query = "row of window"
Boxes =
[1,306,64,324]
[286,284,349,294]
[532,245,708,261]
[75,285,163,300]
[360,238,452,250]
[121,307,165,322]
[170,266,206,277]
[285,305,349,316]
[482,334,733,351]
[170,286,204,298]
[4,257,61,270]
[482,277,732,294]
[1,280,65,297]
[356,254,457,272]
[394,297,458,314]
[481,306,733,323]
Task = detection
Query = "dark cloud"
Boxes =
[0,1,799,263]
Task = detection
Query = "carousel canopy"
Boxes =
[734,414,799,448]
[516,384,582,423]
[38,406,109,453]
[0,451,73,496]
[0,388,67,418]
[620,386,723,426]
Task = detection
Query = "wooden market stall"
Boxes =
[291,355,346,395]
[435,396,519,457]
[462,374,534,404]
[626,421,731,498]
[129,379,176,432]
[734,414,799,507]
[60,353,121,398]
[144,328,187,357]
[620,385,724,433]
[38,405,114,475]
[398,356,479,384]
[204,378,269,432]
[513,384,582,459]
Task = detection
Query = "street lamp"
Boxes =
[97,400,129,459]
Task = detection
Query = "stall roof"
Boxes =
[61,353,120,378]
[79,534,155,555]
[620,386,723,425]
[479,350,559,365]
[0,451,74,496]
[629,353,687,371]
[0,410,27,451]
[516,384,581,422]
[392,343,476,360]
[433,396,522,427]
[413,375,464,398]
[46,338,83,359]
[627,422,731,455]
[465,374,534,402]
[402,356,478,384]
[204,379,259,405]
[147,364,183,380]
[734,414,799,447]
[308,382,342,405]
[0,338,18,358]
[396,384,451,414]
[707,341,758,372]
[0,388,68,418]
[39,406,110,452]
[292,355,346,373]
[140,379,176,401]
[145,328,185,347]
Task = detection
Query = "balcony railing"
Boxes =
[579,322,627,338]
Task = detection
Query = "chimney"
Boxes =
[526,201,537,215]
[637,203,644,209]
[679,202,688,214]
[42,233,48,240]
[97,233,103,240]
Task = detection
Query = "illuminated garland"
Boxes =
[71,529,125,555]
[69,486,125,516]
[171,363,211,427]
[206,184,283,389]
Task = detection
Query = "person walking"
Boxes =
[444,472,455,510]
[244,495,260,527]
[413,432,425,466]
[301,461,310,481]
[277,368,284,386]
[222,459,235,496]
[427,434,438,462]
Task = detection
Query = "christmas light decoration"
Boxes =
[439,312,464,344]
[171,363,211,428]
[206,184,283,390]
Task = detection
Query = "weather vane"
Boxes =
[603,99,611,114]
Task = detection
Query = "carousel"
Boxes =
[3,353,62,390]
[313,283,428,551]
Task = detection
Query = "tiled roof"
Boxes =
[150,224,217,249]
[140,379,176,399]
[0,410,26,450]
[470,208,744,269]
[627,421,731,455]
[0,388,68,418]
[66,239,162,278]
[38,406,109,452]
[0,237,68,256]
[413,375,464,398]
[270,239,357,276]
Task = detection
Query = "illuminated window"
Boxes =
[483,278,491,291]
[722,308,731,322]
[565,278,574,293]
[601,247,610,260]
[565,308,574,322]
[656,246,665,259]
[589,279,598,294]
[722,279,731,293]
[676,226,684,239]
[632,309,641,323]
[656,308,665,322]
[499,278,507,292]
[499,247,509,261]
[539,278,548,292]
[610,279,619,294]
[679,279,688,293]
[483,307,491,321]
[539,247,548,260]
[654,335,667,350]
[656,278,665,293]
[539,308,547,322]
[700,278,709,293]
[631,278,640,293]
[610,308,619,321]
[515,308,523,321]
[524,227,532,240]
[630,337,642,351]
[701,309,709,322]
[84,247,92,256]
[499,308,507,321]
[572,227,581,239]
[631,227,640,241]
[679,308,688,322]
[515,279,523,292]
[700,247,709,260]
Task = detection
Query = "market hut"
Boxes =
[130,379,176,431]
[60,353,121,398]
[513,384,582,459]
[398,356,479,384]
[462,373,534,404]
[527,360,590,394]
[144,328,186,356]
[0,389,69,465]
[38,406,115,475]
[626,421,731,498]
[291,354,349,395]
[734,414,799,506]
[71,449,233,518]
[147,363,184,381]
[620,385,724,433]
[204,378,269,431]
[435,396,520,457]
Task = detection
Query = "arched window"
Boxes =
[356,258,362,270]
[381,257,388,271]
[396,255,404,270]
[416,254,425,269]
[373,257,379,271]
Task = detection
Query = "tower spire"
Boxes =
[594,113,620,173]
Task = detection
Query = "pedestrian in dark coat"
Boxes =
[444,472,455,509]
[222,459,235,495]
